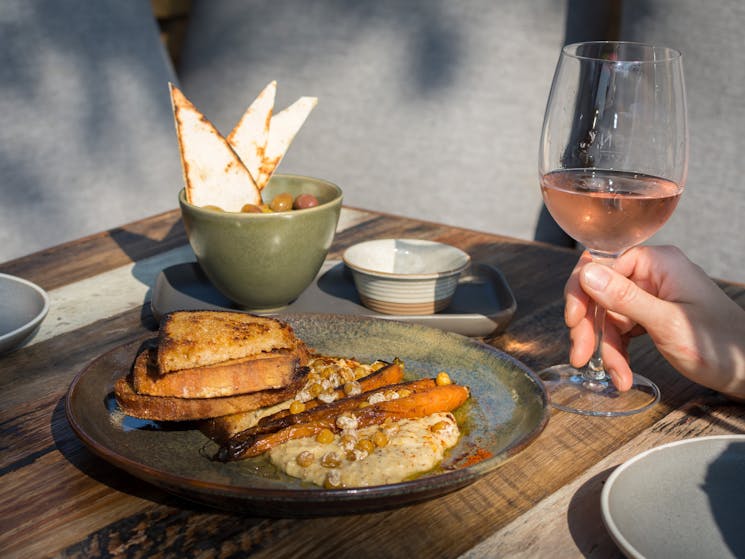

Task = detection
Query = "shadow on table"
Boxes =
[108,220,191,329]
[52,392,282,554]
[565,467,622,557]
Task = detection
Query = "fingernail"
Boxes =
[583,264,611,291]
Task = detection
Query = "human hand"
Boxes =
[564,245,745,399]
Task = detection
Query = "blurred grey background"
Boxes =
[1,0,742,283]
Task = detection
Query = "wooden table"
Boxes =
[2,207,744,558]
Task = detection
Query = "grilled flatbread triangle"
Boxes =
[169,83,261,210]
[255,96,318,189]
[227,81,276,187]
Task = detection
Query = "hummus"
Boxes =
[269,412,460,488]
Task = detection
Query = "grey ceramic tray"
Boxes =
[151,260,517,337]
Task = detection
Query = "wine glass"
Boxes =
[538,41,688,416]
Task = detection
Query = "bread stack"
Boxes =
[114,311,310,421]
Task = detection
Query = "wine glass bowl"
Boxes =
[538,41,688,416]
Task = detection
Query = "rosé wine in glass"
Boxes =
[541,170,683,256]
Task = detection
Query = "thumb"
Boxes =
[579,262,669,333]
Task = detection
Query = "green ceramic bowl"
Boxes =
[179,174,343,311]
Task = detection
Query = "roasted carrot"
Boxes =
[354,384,470,425]
[231,377,436,443]
[216,382,469,461]
[222,421,336,459]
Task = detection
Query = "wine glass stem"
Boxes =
[585,304,607,381]
[583,252,618,383]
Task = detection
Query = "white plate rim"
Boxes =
[600,434,745,559]
[0,272,50,350]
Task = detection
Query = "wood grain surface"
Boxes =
[1,208,743,559]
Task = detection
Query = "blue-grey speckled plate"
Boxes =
[66,313,548,517]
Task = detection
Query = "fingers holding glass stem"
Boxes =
[541,249,661,416]
[573,251,635,392]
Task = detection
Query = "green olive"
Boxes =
[269,192,293,212]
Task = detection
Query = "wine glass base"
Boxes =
[539,364,660,417]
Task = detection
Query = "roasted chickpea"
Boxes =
[293,193,319,209]
[340,433,357,448]
[324,470,342,489]
[436,371,452,386]
[269,192,293,212]
[296,450,314,467]
[289,400,306,414]
[340,367,356,383]
[320,451,342,468]
[308,382,323,398]
[202,205,223,212]
[355,438,375,454]
[316,428,335,444]
[343,381,362,396]
[372,430,389,448]
[430,420,451,433]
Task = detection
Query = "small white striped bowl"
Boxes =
[342,239,471,315]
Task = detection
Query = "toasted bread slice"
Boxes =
[169,83,261,211]
[227,81,276,186]
[157,311,300,374]
[114,368,310,422]
[133,344,309,398]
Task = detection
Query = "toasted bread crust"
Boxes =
[114,370,310,422]
[133,345,309,398]
[157,311,299,373]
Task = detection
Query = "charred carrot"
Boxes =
[215,382,469,461]
[230,377,436,445]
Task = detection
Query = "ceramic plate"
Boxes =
[0,273,49,354]
[66,313,548,517]
[602,436,745,559]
